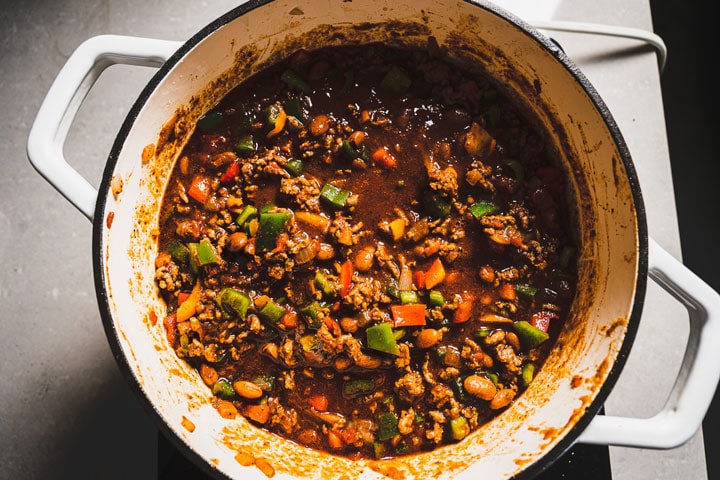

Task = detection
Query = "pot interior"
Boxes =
[94,1,644,478]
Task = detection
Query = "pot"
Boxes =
[27,0,720,478]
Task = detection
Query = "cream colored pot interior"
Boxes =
[97,0,640,478]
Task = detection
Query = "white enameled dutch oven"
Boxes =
[27,0,720,479]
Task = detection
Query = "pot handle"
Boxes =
[577,237,720,449]
[27,34,183,221]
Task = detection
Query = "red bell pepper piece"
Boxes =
[220,160,240,183]
[423,257,446,289]
[530,310,559,333]
[453,292,474,323]
[340,260,353,297]
[391,304,427,327]
[371,146,397,168]
[187,174,212,204]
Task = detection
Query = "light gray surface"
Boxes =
[0,0,707,479]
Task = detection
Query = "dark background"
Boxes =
[649,2,719,479]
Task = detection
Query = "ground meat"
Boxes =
[395,370,426,402]
[280,175,322,211]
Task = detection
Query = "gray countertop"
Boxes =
[0,0,708,478]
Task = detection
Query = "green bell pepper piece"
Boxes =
[469,200,499,219]
[449,416,470,441]
[166,239,189,264]
[216,287,251,319]
[313,271,336,297]
[280,68,311,94]
[521,362,536,387]
[513,320,550,349]
[212,378,235,399]
[428,290,445,307]
[196,238,218,265]
[235,204,258,228]
[376,411,400,441]
[342,379,375,398]
[197,111,223,133]
[234,134,256,155]
[255,211,291,252]
[320,183,352,209]
[380,65,412,94]
[258,300,286,324]
[366,323,401,356]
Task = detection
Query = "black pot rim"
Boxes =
[91,1,648,478]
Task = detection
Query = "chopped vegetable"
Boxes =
[281,68,311,94]
[166,239,189,264]
[423,191,451,218]
[398,290,419,305]
[255,211,291,252]
[342,139,368,161]
[212,378,235,399]
[235,134,256,155]
[285,158,305,177]
[258,300,286,324]
[314,271,336,297]
[187,174,212,204]
[513,320,550,349]
[453,293,474,323]
[342,379,375,398]
[244,404,271,424]
[530,310,558,333]
[423,257,446,289]
[371,146,397,168]
[428,290,444,307]
[376,411,400,441]
[320,183,352,209]
[388,218,405,241]
[235,204,258,228]
[194,238,218,266]
[515,283,538,300]
[390,304,426,327]
[176,282,201,322]
[469,200,499,219]
[380,65,412,94]
[339,260,354,298]
[197,111,223,133]
[521,362,536,387]
[220,161,240,183]
[216,288,251,319]
[309,394,329,411]
[366,322,401,355]
[449,416,470,441]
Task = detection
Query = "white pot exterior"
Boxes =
[93,1,644,478]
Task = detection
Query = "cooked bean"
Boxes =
[340,317,359,333]
[463,374,496,400]
[416,329,441,349]
[506,331,521,351]
[200,364,219,387]
[309,114,331,136]
[353,245,375,272]
[232,380,264,399]
[489,388,516,410]
[355,354,382,369]
[226,232,248,252]
[316,242,335,260]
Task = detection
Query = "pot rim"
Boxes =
[91,0,649,478]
